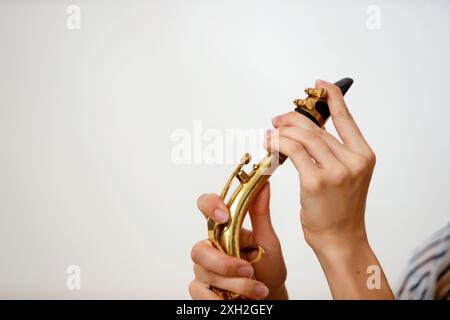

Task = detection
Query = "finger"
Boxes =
[319,132,373,174]
[272,111,316,131]
[247,182,280,258]
[272,111,352,164]
[238,228,261,263]
[239,228,254,249]
[271,110,368,171]
[194,265,270,299]
[248,182,275,237]
[315,79,369,153]
[189,279,220,300]
[197,193,229,224]
[247,183,282,254]
[273,127,343,169]
[191,240,254,278]
[272,112,345,167]
[264,135,318,176]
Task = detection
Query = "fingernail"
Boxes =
[214,209,228,224]
[254,284,269,298]
[237,266,254,278]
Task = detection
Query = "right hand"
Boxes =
[189,182,288,300]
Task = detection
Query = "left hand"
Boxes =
[189,183,288,300]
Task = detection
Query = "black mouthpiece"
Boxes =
[334,77,354,96]
[295,77,354,127]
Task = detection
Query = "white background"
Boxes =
[0,0,449,299]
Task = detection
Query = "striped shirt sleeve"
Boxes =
[396,222,450,300]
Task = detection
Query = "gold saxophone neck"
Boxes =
[207,78,353,300]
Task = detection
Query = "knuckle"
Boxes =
[351,151,375,175]
[297,127,313,139]
[292,145,308,159]
[308,131,322,145]
[274,113,291,126]
[366,150,376,167]
[220,259,237,276]
[277,127,284,134]
[286,111,299,122]
[282,140,296,155]
[204,270,219,286]
[190,247,198,263]
[328,166,349,186]
[313,126,326,137]
[352,156,369,175]
[188,280,196,298]
[193,264,203,278]
[235,279,254,296]
[301,175,324,193]
[190,241,204,263]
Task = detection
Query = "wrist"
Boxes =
[303,224,369,260]
[309,234,394,299]
[313,234,371,269]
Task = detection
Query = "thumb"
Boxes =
[248,182,284,279]
[248,182,276,242]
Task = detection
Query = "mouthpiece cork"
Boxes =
[294,77,353,127]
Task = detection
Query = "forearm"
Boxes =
[314,237,394,300]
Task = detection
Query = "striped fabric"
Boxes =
[397,222,450,300]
